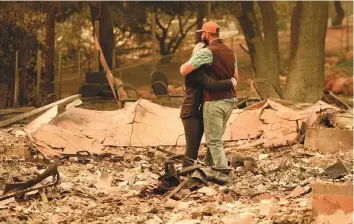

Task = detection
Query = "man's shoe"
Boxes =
[211,167,232,175]
[214,172,230,185]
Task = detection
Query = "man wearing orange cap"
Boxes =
[180,22,238,184]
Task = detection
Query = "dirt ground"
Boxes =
[0,125,352,224]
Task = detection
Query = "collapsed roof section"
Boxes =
[30,98,341,157]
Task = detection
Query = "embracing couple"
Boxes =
[179,22,238,185]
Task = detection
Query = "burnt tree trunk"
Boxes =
[0,83,9,108]
[235,1,280,90]
[18,12,27,105]
[234,1,256,71]
[195,7,204,43]
[90,2,115,70]
[283,1,328,103]
[332,1,345,27]
[19,49,28,105]
[258,1,280,75]
[44,5,57,94]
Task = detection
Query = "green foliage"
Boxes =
[0,3,44,107]
[111,2,149,36]
[19,2,84,23]
[0,4,41,80]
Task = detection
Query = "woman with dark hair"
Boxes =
[181,43,237,167]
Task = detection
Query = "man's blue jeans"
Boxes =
[203,98,237,169]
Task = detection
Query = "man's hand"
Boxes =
[231,77,237,91]
[192,42,205,56]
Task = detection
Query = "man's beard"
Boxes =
[202,36,209,45]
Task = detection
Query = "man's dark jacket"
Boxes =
[180,67,232,118]
[204,39,236,101]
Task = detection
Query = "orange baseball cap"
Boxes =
[196,21,220,34]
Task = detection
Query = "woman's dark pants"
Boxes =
[181,115,204,167]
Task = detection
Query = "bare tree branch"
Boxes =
[172,19,197,53]
[155,13,165,32]
[184,16,198,34]
[155,32,161,41]
[165,16,175,31]
[177,15,183,35]
[171,11,197,53]
[181,10,195,34]
[145,6,199,56]
[155,31,166,54]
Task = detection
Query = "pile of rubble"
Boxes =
[0,93,352,223]
[0,126,352,223]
